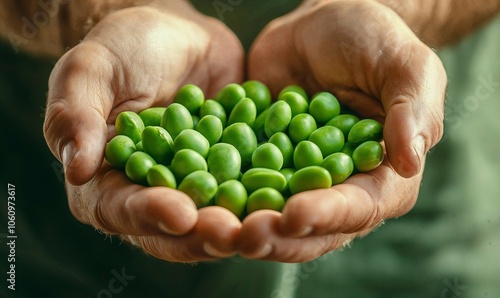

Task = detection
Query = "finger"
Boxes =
[239,210,355,262]
[44,43,116,185]
[127,206,241,262]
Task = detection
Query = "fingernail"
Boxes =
[203,242,236,258]
[62,140,77,174]
[411,136,425,169]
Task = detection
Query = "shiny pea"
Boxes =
[265,101,292,138]
[228,97,257,127]
[220,123,257,166]
[308,126,345,157]
[348,119,383,146]
[242,80,271,114]
[146,164,177,188]
[215,180,248,218]
[340,142,357,157]
[308,92,341,124]
[207,143,241,184]
[115,111,145,144]
[288,113,317,144]
[252,143,283,171]
[326,114,359,139]
[279,91,308,117]
[288,166,332,195]
[241,168,287,193]
[252,106,269,142]
[161,103,193,139]
[279,168,296,197]
[178,170,218,208]
[138,107,166,127]
[174,84,204,114]
[199,99,227,127]
[192,115,200,128]
[135,141,143,151]
[246,187,285,214]
[142,126,174,165]
[268,132,294,168]
[293,140,323,170]
[352,141,384,172]
[215,83,246,114]
[195,115,223,146]
[173,129,210,158]
[278,85,309,102]
[170,149,208,181]
[321,153,354,185]
[105,135,136,170]
[125,151,156,185]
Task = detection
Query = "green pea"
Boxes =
[348,119,383,146]
[115,111,145,144]
[246,187,285,214]
[161,103,193,139]
[105,135,136,169]
[252,143,283,171]
[340,142,357,157]
[207,143,241,184]
[279,168,296,198]
[174,84,205,114]
[173,129,210,158]
[170,149,208,181]
[242,80,271,114]
[279,91,308,117]
[139,107,166,127]
[288,113,317,144]
[308,92,341,124]
[192,115,200,128]
[215,83,246,114]
[293,140,323,170]
[326,114,359,139]
[228,98,257,127]
[178,170,218,208]
[135,141,143,151]
[308,126,345,157]
[221,123,257,166]
[146,164,177,188]
[278,85,309,102]
[215,180,248,218]
[199,99,227,127]
[142,126,174,165]
[352,141,384,172]
[288,166,332,195]
[241,168,287,193]
[125,151,157,185]
[268,132,294,168]
[265,101,292,138]
[195,115,223,146]
[252,106,269,142]
[321,153,354,185]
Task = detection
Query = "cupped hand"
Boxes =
[43,1,244,262]
[241,0,447,262]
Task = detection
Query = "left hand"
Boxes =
[240,0,447,262]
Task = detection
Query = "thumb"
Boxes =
[44,45,114,185]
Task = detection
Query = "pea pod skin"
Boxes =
[170,149,208,182]
[278,85,309,102]
[242,80,271,114]
[115,111,145,144]
[207,143,241,184]
[288,113,317,144]
[139,107,166,127]
[199,99,227,127]
[308,92,341,124]
[288,166,332,195]
[252,106,269,142]
[228,97,257,127]
[246,187,285,214]
[161,103,193,139]
[125,151,157,185]
[105,135,136,170]
[252,143,284,171]
[308,126,345,157]
[347,119,383,146]
[178,171,218,208]
[293,140,323,170]
[321,153,354,185]
[195,115,223,146]
[221,123,257,166]
[142,126,174,165]
[326,114,359,139]
[215,83,246,114]
[215,180,248,218]
[173,129,210,158]
[279,91,309,117]
[352,141,384,172]
[241,168,287,194]
[147,164,177,188]
[268,132,294,168]
[265,101,292,138]
[174,84,205,114]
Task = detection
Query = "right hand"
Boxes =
[43,1,245,262]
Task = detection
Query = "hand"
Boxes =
[43,1,244,262]
[241,0,447,262]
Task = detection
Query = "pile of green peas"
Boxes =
[104,81,384,218]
